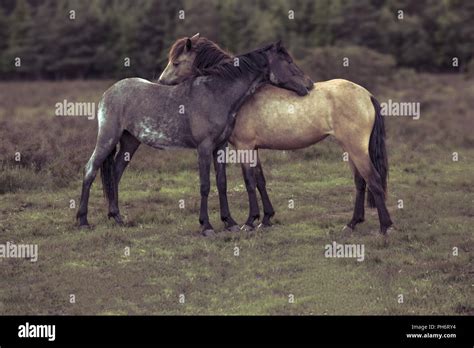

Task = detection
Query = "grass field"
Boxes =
[0,74,473,315]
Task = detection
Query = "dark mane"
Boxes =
[169,37,268,81]
[169,37,232,68]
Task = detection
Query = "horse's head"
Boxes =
[159,35,313,96]
[158,33,200,85]
[262,41,314,96]
[159,33,230,85]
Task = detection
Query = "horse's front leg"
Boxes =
[241,162,260,231]
[213,143,239,232]
[197,140,215,237]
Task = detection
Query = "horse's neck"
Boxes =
[223,71,266,117]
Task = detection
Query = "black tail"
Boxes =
[101,146,117,207]
[367,96,388,208]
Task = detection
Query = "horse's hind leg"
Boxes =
[213,143,239,232]
[348,150,392,234]
[115,131,140,183]
[77,136,120,227]
[255,151,275,227]
[345,160,366,231]
[106,131,141,223]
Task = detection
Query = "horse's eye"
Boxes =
[173,62,180,67]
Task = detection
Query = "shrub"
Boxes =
[0,166,52,194]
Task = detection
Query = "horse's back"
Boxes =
[103,78,167,103]
[314,79,372,102]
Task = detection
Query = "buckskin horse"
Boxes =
[159,34,393,235]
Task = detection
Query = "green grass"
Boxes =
[0,76,472,315]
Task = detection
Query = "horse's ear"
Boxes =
[275,40,282,50]
[185,38,192,52]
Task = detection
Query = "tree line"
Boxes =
[0,0,472,80]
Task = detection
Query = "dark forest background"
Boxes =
[0,0,473,81]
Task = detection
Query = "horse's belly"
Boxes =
[232,87,333,150]
[233,109,331,150]
[137,133,192,149]
[258,130,328,150]
[127,117,195,149]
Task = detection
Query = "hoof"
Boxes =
[226,224,240,233]
[377,226,395,246]
[257,222,272,229]
[108,213,124,225]
[377,233,390,247]
[202,229,216,237]
[78,224,91,229]
[342,225,354,234]
[240,224,254,232]
[380,225,395,236]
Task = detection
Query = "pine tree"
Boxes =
[0,6,10,76]
[5,0,35,78]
